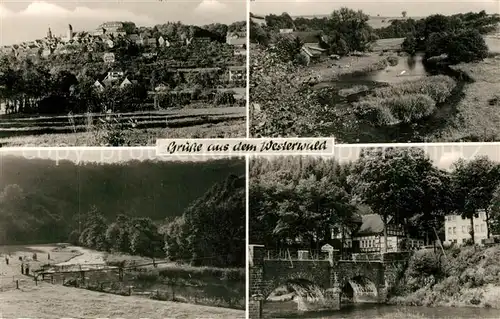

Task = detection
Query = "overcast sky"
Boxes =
[0,0,246,45]
[251,0,500,17]
[0,147,238,164]
[334,143,500,170]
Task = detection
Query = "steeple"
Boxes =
[67,24,74,41]
[47,27,52,39]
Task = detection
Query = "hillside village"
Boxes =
[0,20,247,114]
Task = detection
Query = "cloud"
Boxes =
[0,1,157,45]
[438,151,463,170]
[191,0,245,25]
[195,0,228,14]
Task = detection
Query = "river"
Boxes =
[264,301,500,318]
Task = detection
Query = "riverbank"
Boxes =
[430,57,500,141]
[0,244,245,310]
[388,245,500,309]
[307,53,394,82]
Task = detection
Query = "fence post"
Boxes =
[128,286,132,296]
[16,280,19,289]
[35,276,37,286]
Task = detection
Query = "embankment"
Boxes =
[389,245,500,308]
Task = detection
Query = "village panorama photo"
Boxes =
[248,143,500,319]
[0,1,247,146]
[0,148,245,318]
[249,1,500,143]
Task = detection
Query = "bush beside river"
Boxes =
[389,245,500,309]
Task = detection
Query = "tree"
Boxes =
[402,11,407,18]
[327,8,377,54]
[274,35,304,63]
[249,157,357,250]
[129,217,164,259]
[78,206,107,250]
[489,186,500,236]
[179,174,245,267]
[446,29,489,64]
[402,33,418,55]
[451,157,500,241]
[350,147,435,252]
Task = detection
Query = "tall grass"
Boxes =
[354,75,457,125]
[372,75,456,103]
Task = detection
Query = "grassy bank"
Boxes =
[353,75,457,125]
[389,245,500,308]
[74,252,246,310]
[0,283,244,319]
[431,57,500,141]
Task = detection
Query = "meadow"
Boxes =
[0,106,246,146]
[0,244,245,312]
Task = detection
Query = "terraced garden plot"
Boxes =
[0,107,246,145]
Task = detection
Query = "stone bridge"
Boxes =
[248,245,410,319]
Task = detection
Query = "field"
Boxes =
[0,244,245,315]
[0,284,244,319]
[0,106,246,146]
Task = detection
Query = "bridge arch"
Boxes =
[262,271,327,301]
[341,275,379,303]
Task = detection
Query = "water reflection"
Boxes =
[264,302,500,318]
[360,53,430,84]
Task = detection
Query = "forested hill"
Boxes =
[0,156,244,244]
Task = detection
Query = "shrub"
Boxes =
[387,56,399,66]
[408,250,441,277]
[383,94,436,123]
[353,100,398,126]
[214,91,236,105]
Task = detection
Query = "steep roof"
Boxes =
[356,214,395,236]
[357,214,384,235]
[291,31,322,44]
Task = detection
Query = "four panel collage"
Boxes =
[0,1,499,318]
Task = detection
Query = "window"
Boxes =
[481,224,486,233]
[462,226,466,233]
[448,227,452,235]
[475,225,479,233]
[453,227,456,235]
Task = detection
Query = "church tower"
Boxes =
[67,24,74,41]
[47,27,53,39]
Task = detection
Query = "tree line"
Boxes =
[250,9,499,65]
[396,11,499,63]
[71,174,245,268]
[250,148,500,252]
[0,156,244,248]
[251,8,377,59]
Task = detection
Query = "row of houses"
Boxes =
[0,22,247,59]
[330,213,425,254]
[322,208,495,255]
[92,66,246,92]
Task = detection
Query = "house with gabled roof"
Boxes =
[284,31,329,65]
[330,206,424,253]
[119,77,138,89]
[226,32,246,47]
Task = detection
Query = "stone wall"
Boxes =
[248,246,410,319]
